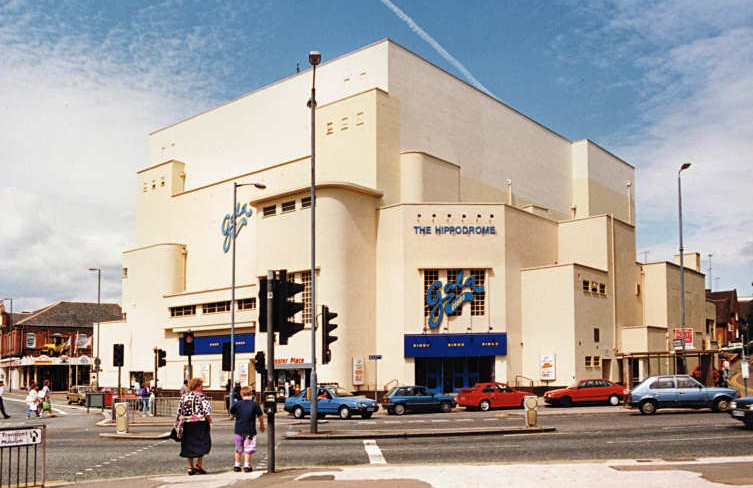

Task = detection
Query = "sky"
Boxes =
[1,0,752,311]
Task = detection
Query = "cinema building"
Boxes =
[96,39,714,395]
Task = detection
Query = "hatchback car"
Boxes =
[284,386,379,419]
[544,378,624,407]
[382,385,456,415]
[456,382,529,411]
[66,385,91,405]
[626,375,737,414]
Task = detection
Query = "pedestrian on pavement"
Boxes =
[177,377,212,475]
[25,383,40,419]
[148,385,155,416]
[0,380,11,419]
[231,382,241,409]
[179,380,189,397]
[229,386,265,472]
[139,384,149,416]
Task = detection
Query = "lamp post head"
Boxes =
[253,183,266,189]
[680,162,691,172]
[88,268,99,272]
[309,51,321,66]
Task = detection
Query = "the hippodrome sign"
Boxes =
[426,270,484,328]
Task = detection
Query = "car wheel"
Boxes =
[608,394,620,406]
[387,408,394,415]
[293,406,304,419]
[440,401,452,413]
[67,400,72,405]
[560,396,572,408]
[479,399,491,412]
[640,400,657,415]
[339,406,351,419]
[361,411,373,419]
[713,397,731,412]
[393,404,406,416]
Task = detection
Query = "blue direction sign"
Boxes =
[368,354,382,360]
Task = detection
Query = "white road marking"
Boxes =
[383,421,399,424]
[457,419,473,422]
[608,435,752,444]
[85,468,93,471]
[484,418,497,421]
[431,419,449,423]
[363,439,387,464]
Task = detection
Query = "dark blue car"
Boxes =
[382,385,456,415]
[284,386,379,419]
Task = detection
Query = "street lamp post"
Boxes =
[677,162,691,373]
[2,298,12,391]
[230,181,266,391]
[88,267,101,388]
[308,50,321,434]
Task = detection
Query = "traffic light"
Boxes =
[258,277,268,333]
[222,341,232,371]
[321,305,338,365]
[275,270,305,345]
[182,331,195,356]
[157,349,167,368]
[113,343,124,367]
[254,351,266,374]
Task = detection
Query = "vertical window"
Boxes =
[290,271,313,325]
[446,269,462,316]
[599,283,606,295]
[582,280,590,292]
[122,268,128,279]
[585,356,592,367]
[471,269,485,316]
[424,270,439,317]
[594,328,600,343]
[593,356,600,367]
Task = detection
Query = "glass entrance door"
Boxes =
[415,356,494,394]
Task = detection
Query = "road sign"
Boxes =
[743,362,750,380]
[0,428,42,448]
[368,354,382,360]
[672,339,684,348]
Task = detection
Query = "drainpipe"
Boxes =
[506,179,512,205]
[625,181,632,224]
[610,215,618,359]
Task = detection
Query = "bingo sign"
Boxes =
[0,428,42,448]
[673,328,694,350]
[540,353,556,381]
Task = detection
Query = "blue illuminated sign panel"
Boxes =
[179,333,255,355]
[221,203,254,253]
[404,333,507,358]
[426,270,484,328]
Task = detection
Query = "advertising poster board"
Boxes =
[352,358,364,386]
[540,353,556,381]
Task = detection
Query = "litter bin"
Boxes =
[85,392,106,413]
[523,395,538,427]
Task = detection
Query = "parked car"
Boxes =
[382,385,456,415]
[544,378,624,407]
[284,386,379,419]
[456,382,529,411]
[626,375,737,415]
[66,385,91,405]
[729,397,753,428]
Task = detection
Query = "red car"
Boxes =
[456,383,529,411]
[544,378,624,407]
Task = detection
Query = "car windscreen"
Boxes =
[568,381,581,388]
[332,388,354,397]
[385,387,398,397]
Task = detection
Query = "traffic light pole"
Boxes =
[266,270,275,473]
[309,57,318,435]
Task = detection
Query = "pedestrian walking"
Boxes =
[229,386,265,472]
[139,384,150,416]
[40,380,53,417]
[177,377,212,475]
[25,383,40,419]
[0,380,11,419]
[148,385,155,416]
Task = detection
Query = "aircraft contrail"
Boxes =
[379,0,495,98]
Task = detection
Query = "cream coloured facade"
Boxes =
[97,39,711,393]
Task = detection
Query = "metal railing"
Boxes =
[119,397,225,417]
[0,424,46,487]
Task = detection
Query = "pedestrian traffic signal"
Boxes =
[157,348,167,368]
[321,305,338,365]
[254,351,266,374]
[113,343,124,367]
[182,331,195,356]
[222,341,232,371]
[275,270,305,345]
[258,277,268,333]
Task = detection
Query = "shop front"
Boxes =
[405,333,507,393]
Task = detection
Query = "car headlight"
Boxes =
[748,404,753,411]
[358,402,366,407]
[731,401,737,409]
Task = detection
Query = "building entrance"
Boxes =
[415,356,494,394]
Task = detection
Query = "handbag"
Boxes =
[42,400,51,411]
[170,415,184,442]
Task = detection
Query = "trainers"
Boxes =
[243,466,253,472]
[233,466,241,472]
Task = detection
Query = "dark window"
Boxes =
[301,196,311,208]
[170,305,196,317]
[424,270,439,317]
[471,269,485,316]
[281,200,296,212]
[237,298,256,311]
[582,280,590,292]
[263,205,276,217]
[676,376,701,388]
[203,301,231,314]
[650,378,675,389]
[594,328,600,343]
[483,385,495,393]
[447,269,463,316]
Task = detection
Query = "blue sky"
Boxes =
[1,0,752,310]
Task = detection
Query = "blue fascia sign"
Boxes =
[426,270,484,329]
[221,203,254,253]
[404,332,507,358]
[179,333,255,355]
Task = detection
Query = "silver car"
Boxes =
[626,375,737,414]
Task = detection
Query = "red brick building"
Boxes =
[706,290,740,347]
[0,301,121,390]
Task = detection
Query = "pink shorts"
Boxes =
[234,434,256,454]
